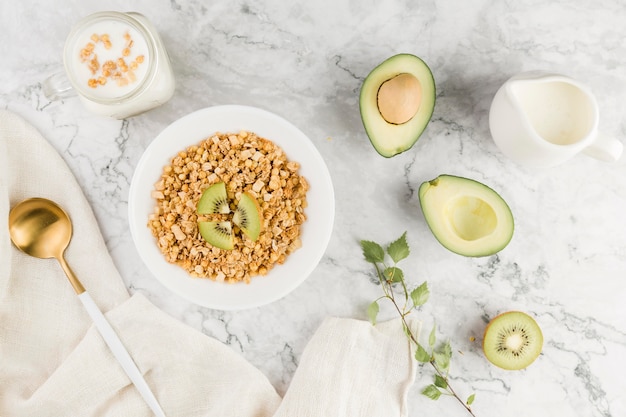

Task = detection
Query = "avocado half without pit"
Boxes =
[418,175,514,257]
[359,53,436,157]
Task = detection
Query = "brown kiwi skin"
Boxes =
[482,310,543,371]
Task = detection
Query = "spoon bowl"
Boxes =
[9,198,72,259]
[9,198,83,293]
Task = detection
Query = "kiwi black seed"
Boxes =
[234,207,250,228]
[482,311,543,370]
[197,182,230,215]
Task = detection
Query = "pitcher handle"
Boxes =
[42,72,76,101]
[583,132,623,162]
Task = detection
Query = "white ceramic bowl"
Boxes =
[128,105,335,310]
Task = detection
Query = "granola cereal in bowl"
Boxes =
[148,130,308,284]
[129,106,334,310]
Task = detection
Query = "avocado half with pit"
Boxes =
[418,175,514,257]
[359,53,436,157]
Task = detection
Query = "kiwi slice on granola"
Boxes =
[198,221,234,250]
[233,192,262,241]
[197,182,230,215]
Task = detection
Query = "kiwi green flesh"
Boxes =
[233,192,262,241]
[198,221,234,250]
[197,182,230,215]
[483,311,543,370]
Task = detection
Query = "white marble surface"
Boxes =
[2,0,626,416]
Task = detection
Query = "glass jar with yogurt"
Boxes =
[43,11,175,119]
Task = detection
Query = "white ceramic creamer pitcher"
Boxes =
[489,71,623,168]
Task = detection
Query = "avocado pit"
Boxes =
[377,73,422,125]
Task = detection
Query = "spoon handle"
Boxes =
[78,292,167,417]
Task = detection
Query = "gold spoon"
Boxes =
[8,197,166,417]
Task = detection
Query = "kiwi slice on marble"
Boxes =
[198,221,234,250]
[232,192,262,241]
[197,182,230,214]
[483,311,543,370]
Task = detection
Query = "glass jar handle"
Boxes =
[42,72,76,101]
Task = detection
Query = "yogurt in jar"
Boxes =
[58,11,175,119]
[68,19,151,99]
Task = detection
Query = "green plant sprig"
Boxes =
[361,232,477,417]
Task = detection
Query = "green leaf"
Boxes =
[415,343,431,363]
[466,393,476,406]
[434,374,448,389]
[434,351,451,372]
[422,384,442,400]
[384,267,404,283]
[387,232,409,263]
[402,322,412,339]
[410,281,430,307]
[429,323,436,348]
[433,341,452,371]
[367,301,379,325]
[360,240,385,264]
[441,340,452,358]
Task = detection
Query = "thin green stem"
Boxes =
[400,277,409,310]
[386,292,476,417]
[373,263,389,296]
[363,238,476,417]
[429,360,476,417]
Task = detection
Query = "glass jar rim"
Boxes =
[63,11,157,104]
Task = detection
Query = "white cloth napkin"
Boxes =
[0,110,418,417]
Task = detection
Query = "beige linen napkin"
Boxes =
[0,110,417,417]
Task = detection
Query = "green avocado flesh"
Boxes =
[359,54,436,157]
[418,175,514,257]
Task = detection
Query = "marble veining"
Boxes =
[2,0,626,416]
